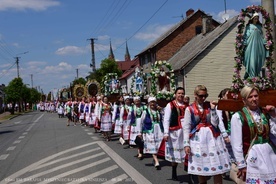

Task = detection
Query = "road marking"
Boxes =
[34,114,44,123]
[14,121,21,125]
[0,142,98,184]
[13,140,21,144]
[67,165,119,184]
[91,136,99,140]
[37,158,111,184]
[18,136,25,139]
[0,154,9,160]
[30,147,101,171]
[98,141,151,184]
[7,146,16,151]
[84,129,89,131]
[102,174,129,184]
[15,152,107,184]
[87,132,93,135]
[22,132,28,135]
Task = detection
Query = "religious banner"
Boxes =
[102,73,120,96]
[85,79,101,97]
[130,67,147,97]
[150,60,176,100]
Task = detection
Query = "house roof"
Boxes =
[116,60,137,72]
[136,9,220,56]
[168,15,238,70]
[119,57,140,79]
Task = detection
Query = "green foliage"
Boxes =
[72,77,87,86]
[30,88,41,103]
[85,58,122,86]
[4,77,24,103]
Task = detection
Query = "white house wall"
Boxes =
[183,25,245,101]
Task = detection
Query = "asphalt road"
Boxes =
[0,111,235,184]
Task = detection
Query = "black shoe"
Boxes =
[137,154,143,160]
[155,164,161,170]
[172,176,178,181]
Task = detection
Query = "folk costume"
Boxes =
[163,100,187,163]
[94,97,102,132]
[141,107,163,154]
[112,103,123,134]
[99,102,112,132]
[129,102,147,146]
[119,96,133,142]
[231,107,276,183]
[183,101,231,176]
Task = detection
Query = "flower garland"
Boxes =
[232,5,275,95]
[130,67,147,97]
[150,60,176,100]
[102,73,120,96]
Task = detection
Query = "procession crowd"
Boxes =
[41,85,276,184]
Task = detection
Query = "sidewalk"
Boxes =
[0,111,11,119]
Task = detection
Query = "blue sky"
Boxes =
[0,0,265,94]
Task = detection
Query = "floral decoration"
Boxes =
[150,60,176,100]
[102,73,120,96]
[232,5,275,95]
[130,67,148,97]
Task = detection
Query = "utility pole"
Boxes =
[15,51,28,78]
[76,68,79,79]
[15,57,20,78]
[87,38,97,72]
[30,74,33,88]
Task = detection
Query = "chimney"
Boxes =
[186,9,194,17]
[202,15,213,34]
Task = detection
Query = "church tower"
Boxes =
[108,40,115,60]
[125,41,131,62]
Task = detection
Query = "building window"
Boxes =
[195,25,202,35]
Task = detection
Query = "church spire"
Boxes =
[108,39,115,60]
[125,40,131,61]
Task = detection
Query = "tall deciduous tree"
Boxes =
[86,58,122,84]
[4,78,24,114]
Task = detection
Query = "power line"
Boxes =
[112,0,169,56]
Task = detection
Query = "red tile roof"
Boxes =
[119,57,140,79]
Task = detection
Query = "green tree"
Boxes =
[29,88,41,110]
[21,84,31,111]
[4,77,24,114]
[87,58,122,83]
[72,77,86,86]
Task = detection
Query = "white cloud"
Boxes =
[97,35,110,41]
[55,45,87,55]
[216,9,240,23]
[42,62,73,74]
[0,0,60,11]
[135,23,174,41]
[27,61,47,66]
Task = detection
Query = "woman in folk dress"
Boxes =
[112,95,124,135]
[119,96,133,144]
[99,96,113,141]
[163,87,188,180]
[183,85,230,184]
[230,85,276,183]
[141,96,163,170]
[129,96,147,158]
[129,96,147,146]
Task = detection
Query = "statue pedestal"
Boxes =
[217,89,276,112]
[157,99,170,108]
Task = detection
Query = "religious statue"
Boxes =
[242,12,269,79]
[135,72,143,93]
[158,67,170,91]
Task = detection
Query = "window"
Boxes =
[195,25,202,35]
